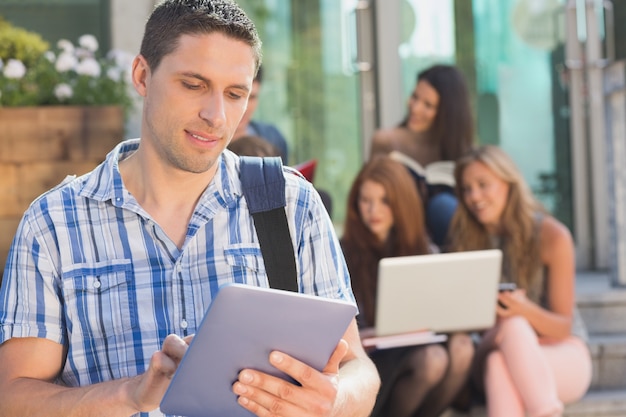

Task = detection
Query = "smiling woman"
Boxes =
[368,64,475,249]
[448,145,592,417]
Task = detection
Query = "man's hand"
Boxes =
[126,334,193,412]
[232,339,350,417]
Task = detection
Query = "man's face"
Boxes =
[133,32,256,175]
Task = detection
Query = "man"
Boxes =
[0,1,380,416]
[232,65,289,163]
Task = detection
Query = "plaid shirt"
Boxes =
[0,139,354,416]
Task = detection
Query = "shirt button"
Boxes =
[181,320,188,329]
[93,280,101,289]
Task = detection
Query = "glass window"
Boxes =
[399,0,456,96]
[473,0,569,223]
[239,0,363,224]
[398,0,572,228]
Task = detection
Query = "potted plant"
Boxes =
[0,17,135,109]
[0,18,137,269]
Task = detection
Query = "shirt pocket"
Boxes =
[223,244,267,281]
[61,259,137,337]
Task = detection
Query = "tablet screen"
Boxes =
[160,283,357,417]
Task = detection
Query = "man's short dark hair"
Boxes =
[140,0,262,72]
[254,65,263,83]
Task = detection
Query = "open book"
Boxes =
[388,150,455,188]
[361,328,448,350]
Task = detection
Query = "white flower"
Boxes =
[106,67,122,82]
[76,57,101,77]
[3,59,26,79]
[55,52,78,72]
[54,83,73,101]
[57,39,75,53]
[75,47,93,60]
[78,34,99,53]
[43,51,55,63]
[107,49,134,69]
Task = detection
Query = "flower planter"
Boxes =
[0,105,124,271]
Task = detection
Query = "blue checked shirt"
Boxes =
[0,139,355,417]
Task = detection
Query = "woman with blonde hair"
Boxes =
[449,145,592,417]
[341,155,474,417]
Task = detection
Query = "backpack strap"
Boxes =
[239,156,298,292]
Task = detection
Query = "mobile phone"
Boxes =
[498,283,516,309]
[498,282,517,292]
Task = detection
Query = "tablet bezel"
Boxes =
[159,283,357,417]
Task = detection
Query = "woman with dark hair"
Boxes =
[341,155,474,417]
[370,64,475,248]
[449,145,592,417]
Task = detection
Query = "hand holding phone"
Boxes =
[497,283,517,308]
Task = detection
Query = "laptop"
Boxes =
[372,249,502,338]
[160,283,357,417]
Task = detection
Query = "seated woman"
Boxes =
[340,155,474,417]
[448,145,592,417]
[369,64,474,248]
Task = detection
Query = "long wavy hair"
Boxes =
[341,156,430,326]
[448,145,545,290]
[400,64,474,161]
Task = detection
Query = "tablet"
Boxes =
[159,283,357,417]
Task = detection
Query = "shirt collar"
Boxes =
[78,139,244,213]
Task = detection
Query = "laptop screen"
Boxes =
[375,249,502,336]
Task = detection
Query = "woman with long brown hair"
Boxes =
[341,155,474,417]
[370,64,475,248]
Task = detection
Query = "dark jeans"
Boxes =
[426,191,458,248]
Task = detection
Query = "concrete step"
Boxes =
[441,388,626,417]
[564,389,626,417]
[575,271,626,390]
[576,271,626,335]
[589,334,626,390]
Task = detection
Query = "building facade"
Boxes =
[2,0,625,282]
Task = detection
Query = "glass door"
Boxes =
[239,0,365,224]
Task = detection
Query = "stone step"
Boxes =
[564,389,626,417]
[441,388,626,417]
[575,272,626,390]
[589,334,626,390]
[576,271,626,335]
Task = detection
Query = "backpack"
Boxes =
[239,156,298,292]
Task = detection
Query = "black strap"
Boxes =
[240,156,298,292]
